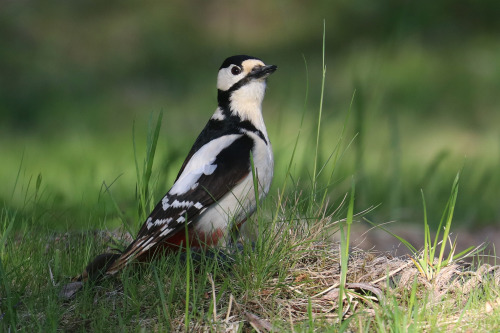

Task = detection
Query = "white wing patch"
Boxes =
[146,197,206,230]
[211,107,226,121]
[169,134,243,196]
[159,198,204,213]
[162,197,170,210]
[146,217,173,229]
[144,134,244,232]
[169,163,216,196]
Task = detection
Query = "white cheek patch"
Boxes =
[169,134,242,196]
[216,60,265,92]
[217,67,245,91]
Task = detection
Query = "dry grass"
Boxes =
[44,226,500,332]
[237,242,500,330]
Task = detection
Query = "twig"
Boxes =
[288,284,305,295]
[48,261,57,287]
[345,283,385,303]
[207,273,217,323]
[244,311,274,332]
[370,261,412,285]
[226,294,234,322]
[287,305,295,333]
[312,282,339,298]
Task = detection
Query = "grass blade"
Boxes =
[311,20,327,200]
[339,178,355,320]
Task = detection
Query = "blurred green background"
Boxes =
[1,1,499,231]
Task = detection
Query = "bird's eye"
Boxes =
[231,66,241,75]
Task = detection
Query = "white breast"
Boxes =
[194,131,273,241]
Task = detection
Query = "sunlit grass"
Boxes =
[3,103,499,232]
[1,24,499,331]
[2,36,500,229]
[2,100,498,333]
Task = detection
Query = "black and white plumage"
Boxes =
[81,55,276,278]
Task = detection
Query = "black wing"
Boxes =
[107,134,254,273]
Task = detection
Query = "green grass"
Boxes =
[2,31,500,230]
[2,23,500,331]
[2,87,499,333]
[2,132,499,331]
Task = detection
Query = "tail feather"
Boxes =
[105,236,153,275]
[61,252,121,300]
[106,228,192,274]
[73,252,121,282]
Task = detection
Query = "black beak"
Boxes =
[249,64,278,79]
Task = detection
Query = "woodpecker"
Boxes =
[76,55,276,281]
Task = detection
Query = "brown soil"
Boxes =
[333,223,500,263]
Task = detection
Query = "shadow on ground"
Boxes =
[332,223,500,264]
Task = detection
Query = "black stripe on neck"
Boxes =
[216,75,253,110]
[217,89,231,110]
[215,97,268,145]
[238,120,267,145]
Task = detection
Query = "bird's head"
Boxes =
[217,55,277,92]
[217,55,277,117]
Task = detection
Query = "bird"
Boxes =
[74,55,277,282]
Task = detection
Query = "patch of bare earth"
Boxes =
[339,223,500,262]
